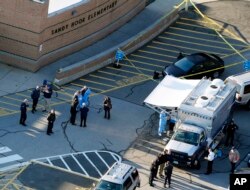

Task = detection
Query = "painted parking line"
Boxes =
[138,49,177,59]
[97,70,128,78]
[158,36,239,51]
[130,54,172,65]
[89,74,116,82]
[106,66,151,77]
[152,40,228,56]
[80,79,116,88]
[33,151,122,179]
[163,32,248,48]
[0,155,23,165]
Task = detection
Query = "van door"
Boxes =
[123,176,133,190]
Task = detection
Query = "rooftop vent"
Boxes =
[195,95,210,108]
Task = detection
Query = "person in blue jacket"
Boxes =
[158,111,167,136]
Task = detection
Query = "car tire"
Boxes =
[213,71,220,79]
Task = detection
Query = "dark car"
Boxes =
[162,53,224,79]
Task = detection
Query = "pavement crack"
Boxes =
[124,80,148,98]
[61,120,79,153]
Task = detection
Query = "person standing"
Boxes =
[31,86,40,113]
[103,96,112,119]
[158,111,167,136]
[47,109,56,135]
[158,150,168,178]
[149,160,158,187]
[20,99,29,126]
[70,96,79,125]
[229,147,240,174]
[205,148,215,175]
[80,103,89,127]
[225,120,238,146]
[164,161,173,188]
[42,85,53,112]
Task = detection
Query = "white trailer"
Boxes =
[165,77,236,168]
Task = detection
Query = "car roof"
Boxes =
[101,162,134,184]
[227,71,250,85]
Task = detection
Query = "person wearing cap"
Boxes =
[20,99,29,126]
[229,147,240,173]
[31,85,40,113]
[47,109,56,135]
[80,103,89,127]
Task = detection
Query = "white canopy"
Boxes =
[144,76,200,108]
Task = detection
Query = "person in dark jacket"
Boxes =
[103,96,112,119]
[225,120,238,146]
[20,99,29,126]
[158,150,169,178]
[70,96,79,125]
[42,85,53,112]
[164,161,173,188]
[80,103,89,127]
[47,109,56,135]
[149,160,158,187]
[31,86,40,113]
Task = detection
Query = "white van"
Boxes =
[225,71,250,109]
[94,162,140,190]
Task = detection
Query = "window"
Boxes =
[131,169,139,180]
[123,177,132,190]
[243,84,250,94]
[174,58,194,72]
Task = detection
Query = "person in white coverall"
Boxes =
[158,111,167,136]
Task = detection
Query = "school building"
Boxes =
[0,0,147,71]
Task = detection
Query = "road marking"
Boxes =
[120,63,160,72]
[97,70,128,78]
[89,74,116,82]
[169,26,223,37]
[0,100,20,108]
[158,36,235,51]
[152,40,228,56]
[164,31,248,48]
[147,45,179,54]
[107,66,151,77]
[138,49,176,59]
[70,82,104,92]
[130,54,172,64]
[116,75,149,86]
[0,154,23,164]
[0,108,10,115]
[59,155,71,171]
[80,79,116,88]
[71,154,89,176]
[95,151,110,169]
[0,147,11,154]
[83,153,102,177]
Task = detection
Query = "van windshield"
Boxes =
[173,130,200,146]
[96,180,122,190]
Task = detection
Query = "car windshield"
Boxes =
[95,180,122,190]
[172,130,200,146]
[174,57,195,72]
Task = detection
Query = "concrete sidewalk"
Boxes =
[0,0,183,96]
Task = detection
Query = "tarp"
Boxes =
[144,76,200,108]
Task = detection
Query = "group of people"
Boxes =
[69,86,112,127]
[149,149,174,188]
[20,82,113,135]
